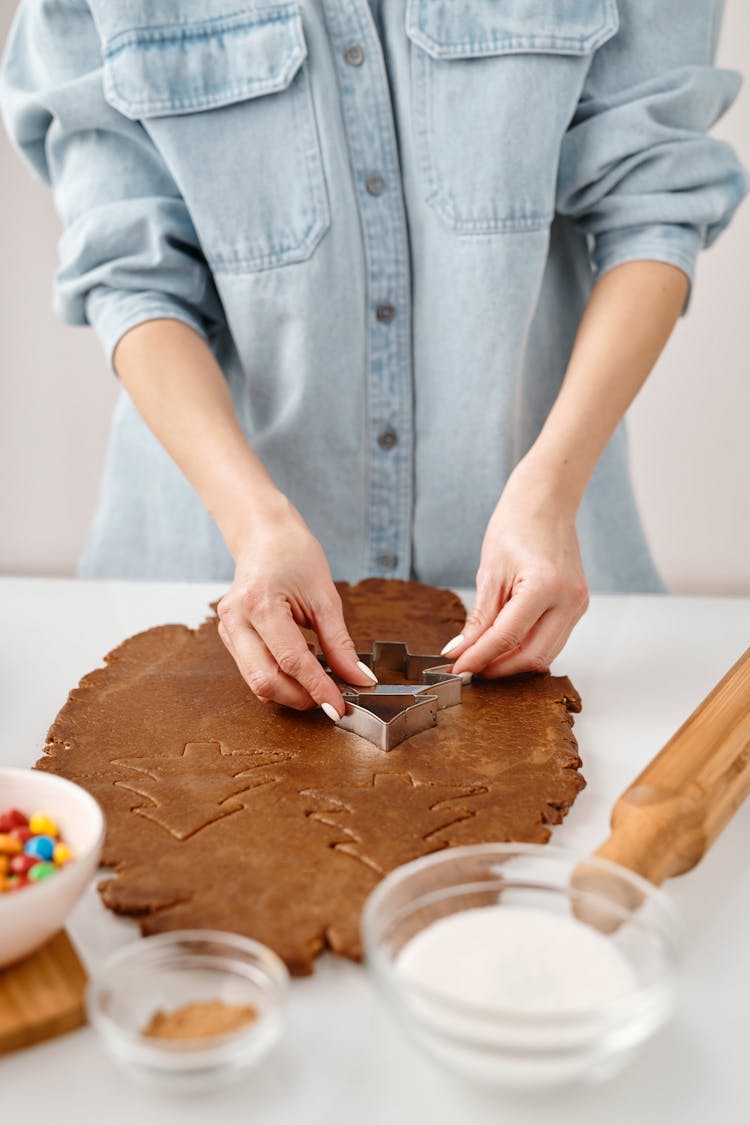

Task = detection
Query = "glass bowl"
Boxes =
[87,930,289,1091]
[362,843,681,1089]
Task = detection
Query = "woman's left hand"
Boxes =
[447,459,589,679]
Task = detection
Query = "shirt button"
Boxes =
[377,429,398,451]
[377,552,398,571]
[344,44,365,67]
[376,303,396,323]
[366,173,386,196]
[375,427,398,450]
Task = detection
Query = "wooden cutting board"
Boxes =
[0,930,87,1055]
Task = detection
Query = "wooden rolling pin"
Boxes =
[595,646,750,885]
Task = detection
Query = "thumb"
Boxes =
[313,599,379,688]
[440,571,502,659]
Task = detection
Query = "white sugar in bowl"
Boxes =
[363,843,680,1089]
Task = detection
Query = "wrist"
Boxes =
[507,445,588,520]
[215,483,298,560]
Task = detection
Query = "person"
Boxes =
[1,1,746,721]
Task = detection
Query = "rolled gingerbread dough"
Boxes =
[37,579,584,974]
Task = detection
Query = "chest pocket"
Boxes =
[406,0,619,234]
[100,5,330,273]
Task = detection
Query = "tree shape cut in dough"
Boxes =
[303,774,487,875]
[113,741,291,840]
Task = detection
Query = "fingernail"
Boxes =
[458,671,473,685]
[356,660,378,684]
[321,702,342,722]
[441,633,464,657]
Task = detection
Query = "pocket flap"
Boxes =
[102,5,306,119]
[406,0,618,59]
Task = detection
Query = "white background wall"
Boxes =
[1,1,748,593]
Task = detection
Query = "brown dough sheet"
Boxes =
[36,578,584,974]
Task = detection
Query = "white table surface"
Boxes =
[1,579,749,1125]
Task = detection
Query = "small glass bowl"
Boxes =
[363,844,681,1089]
[87,930,289,1092]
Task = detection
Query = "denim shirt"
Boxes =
[1,1,746,588]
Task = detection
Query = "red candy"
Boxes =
[10,853,37,876]
[0,808,28,833]
[10,826,32,844]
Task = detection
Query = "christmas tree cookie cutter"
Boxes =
[316,640,469,752]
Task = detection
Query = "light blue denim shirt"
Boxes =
[1,1,746,588]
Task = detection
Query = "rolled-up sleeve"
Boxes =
[0,0,224,367]
[556,0,748,289]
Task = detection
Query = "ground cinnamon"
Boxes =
[142,999,257,1040]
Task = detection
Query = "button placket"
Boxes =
[324,0,414,579]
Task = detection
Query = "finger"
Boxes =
[451,583,550,676]
[219,619,316,710]
[440,569,505,660]
[478,609,570,678]
[253,600,348,716]
[312,592,378,687]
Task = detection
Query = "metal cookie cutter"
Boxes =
[317,640,469,752]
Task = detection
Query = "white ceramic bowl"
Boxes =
[0,766,105,967]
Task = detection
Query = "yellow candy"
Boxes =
[30,811,58,837]
[0,833,22,855]
[53,842,74,866]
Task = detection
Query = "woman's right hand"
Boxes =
[112,321,372,717]
[216,496,377,718]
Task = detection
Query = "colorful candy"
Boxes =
[2,875,28,892]
[24,834,55,862]
[0,808,75,894]
[53,842,74,866]
[0,833,22,855]
[10,853,37,876]
[28,862,57,882]
[29,812,58,836]
[0,808,28,832]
